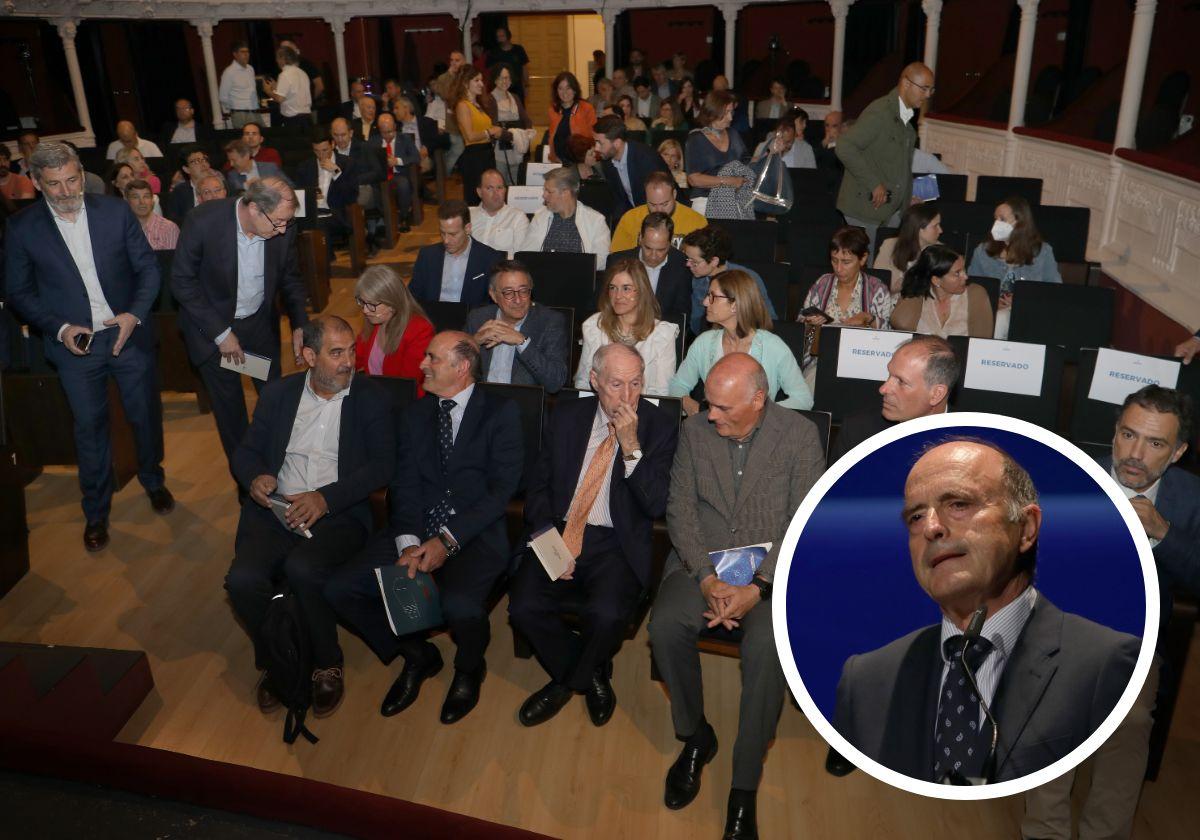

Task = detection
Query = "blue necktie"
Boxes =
[424,399,456,540]
[933,635,995,781]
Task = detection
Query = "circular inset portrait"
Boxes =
[773,412,1159,800]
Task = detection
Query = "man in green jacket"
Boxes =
[835,62,935,258]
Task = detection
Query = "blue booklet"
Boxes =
[912,174,940,202]
[375,566,443,636]
[709,542,773,586]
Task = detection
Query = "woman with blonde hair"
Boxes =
[451,65,502,206]
[575,259,679,395]
[669,269,811,414]
[353,265,435,393]
[657,138,689,190]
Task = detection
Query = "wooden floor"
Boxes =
[3,200,1199,839]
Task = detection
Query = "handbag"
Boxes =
[747,130,794,216]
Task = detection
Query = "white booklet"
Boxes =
[268,493,312,539]
[219,351,272,381]
[528,524,573,580]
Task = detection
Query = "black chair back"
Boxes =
[739,260,789,320]
[579,179,616,225]
[946,335,1066,429]
[478,382,545,492]
[771,320,807,377]
[369,376,418,423]
[713,219,778,264]
[517,251,599,320]
[812,326,911,422]
[976,175,1043,206]
[421,300,470,332]
[786,211,845,269]
[921,173,967,201]
[794,408,832,463]
[933,200,995,253]
[1034,205,1091,263]
[969,276,1001,317]
[1069,348,1200,447]
[787,168,839,204]
[1008,281,1113,362]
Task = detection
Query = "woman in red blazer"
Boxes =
[547,71,597,164]
[353,265,434,395]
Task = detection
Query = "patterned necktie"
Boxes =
[424,399,456,540]
[561,432,617,558]
[933,635,995,781]
[385,140,394,181]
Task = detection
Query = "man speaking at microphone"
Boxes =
[832,437,1139,783]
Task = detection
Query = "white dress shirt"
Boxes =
[275,65,312,117]
[215,199,266,344]
[276,372,349,496]
[1112,466,1162,548]
[899,96,915,125]
[574,315,679,396]
[396,383,476,552]
[470,204,531,258]
[315,162,341,212]
[643,257,664,293]
[571,405,643,527]
[105,138,164,160]
[51,202,116,337]
[219,60,259,111]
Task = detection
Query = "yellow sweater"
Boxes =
[610,202,708,252]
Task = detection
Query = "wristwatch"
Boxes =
[622,447,643,462]
[437,530,460,557]
[750,575,772,601]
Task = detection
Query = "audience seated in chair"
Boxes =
[115,147,161,195]
[607,211,693,325]
[800,226,894,366]
[467,259,569,392]
[106,119,164,160]
[293,129,360,267]
[610,170,706,253]
[890,244,993,338]
[681,226,776,334]
[125,179,179,251]
[409,200,503,307]
[592,114,669,217]
[372,113,420,236]
[159,98,213,150]
[224,139,287,195]
[519,165,611,271]
[325,331,524,725]
[236,122,283,168]
[510,342,677,728]
[353,265,434,391]
[576,259,680,396]
[873,202,942,295]
[750,114,814,170]
[166,146,214,223]
[469,169,531,258]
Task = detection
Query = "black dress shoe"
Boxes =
[256,675,281,713]
[381,647,444,717]
[585,665,616,727]
[311,667,344,717]
[440,664,485,724]
[519,681,574,727]
[723,788,758,840]
[825,745,856,777]
[664,723,718,810]
[148,486,175,515]
[83,520,109,552]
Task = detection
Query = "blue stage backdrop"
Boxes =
[784,425,1148,722]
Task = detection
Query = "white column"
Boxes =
[829,0,856,111]
[327,16,349,104]
[1114,0,1158,149]
[191,20,223,130]
[1003,0,1040,174]
[602,9,618,78]
[720,4,743,84]
[56,19,94,142]
[921,0,943,74]
[461,11,476,63]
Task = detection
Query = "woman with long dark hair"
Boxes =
[890,243,993,337]
[874,202,943,294]
[547,72,596,164]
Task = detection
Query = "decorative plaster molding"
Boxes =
[920,0,942,17]
[828,0,855,18]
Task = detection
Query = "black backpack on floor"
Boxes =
[260,589,318,745]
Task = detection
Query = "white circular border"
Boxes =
[772,411,1160,801]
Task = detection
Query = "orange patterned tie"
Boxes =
[562,432,617,558]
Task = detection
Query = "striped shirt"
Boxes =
[140,212,179,251]
[572,405,643,528]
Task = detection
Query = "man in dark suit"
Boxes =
[338,79,376,120]
[326,331,523,724]
[467,259,569,393]
[650,354,823,839]
[830,335,958,464]
[509,343,677,728]
[4,142,173,552]
[171,177,309,473]
[226,316,394,717]
[158,98,214,154]
[392,94,444,171]
[374,113,421,231]
[165,146,215,224]
[607,212,692,327]
[224,139,288,195]
[833,438,1140,786]
[292,131,359,266]
[593,115,670,219]
[330,116,388,252]
[408,200,502,307]
[351,95,379,143]
[1024,385,1199,839]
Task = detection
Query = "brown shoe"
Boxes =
[83,520,109,552]
[312,667,344,717]
[256,675,281,713]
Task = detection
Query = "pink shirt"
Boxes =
[141,213,179,251]
[0,172,35,199]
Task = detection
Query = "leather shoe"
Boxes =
[256,675,281,713]
[381,647,444,717]
[723,788,758,840]
[518,681,574,727]
[311,667,344,717]
[440,664,485,724]
[83,520,109,552]
[585,664,616,727]
[825,745,856,777]
[148,486,175,515]
[664,723,718,810]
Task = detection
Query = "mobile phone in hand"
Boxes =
[73,332,93,353]
[800,307,833,324]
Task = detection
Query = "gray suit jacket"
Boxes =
[833,594,1140,782]
[666,400,824,582]
[465,302,569,394]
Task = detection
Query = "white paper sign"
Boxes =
[541,145,552,163]
[1087,348,1180,406]
[963,337,1046,397]
[507,185,544,215]
[523,162,558,186]
[835,328,913,381]
[293,188,306,217]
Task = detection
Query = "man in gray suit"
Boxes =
[466,260,569,394]
[224,139,288,195]
[834,438,1140,786]
[649,353,824,840]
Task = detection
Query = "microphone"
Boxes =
[959,604,1000,784]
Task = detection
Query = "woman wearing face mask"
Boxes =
[968,195,1061,339]
[890,243,993,338]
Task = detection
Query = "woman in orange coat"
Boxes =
[547,71,597,164]
[353,265,434,394]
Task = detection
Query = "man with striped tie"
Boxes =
[326,331,523,724]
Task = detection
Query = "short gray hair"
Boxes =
[301,315,353,354]
[897,335,959,391]
[592,342,644,377]
[544,165,580,196]
[244,176,294,215]
[29,142,81,183]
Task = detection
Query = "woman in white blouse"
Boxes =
[575,258,679,395]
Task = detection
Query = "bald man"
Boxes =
[836,63,934,259]
[105,120,163,160]
[650,353,824,839]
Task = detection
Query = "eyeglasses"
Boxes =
[904,76,935,95]
[685,257,708,267]
[262,211,292,232]
[499,287,532,301]
[355,297,382,312]
[609,286,638,298]
[703,291,731,302]
[186,157,208,167]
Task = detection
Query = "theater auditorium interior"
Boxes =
[0,0,1198,837]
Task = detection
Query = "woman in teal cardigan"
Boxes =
[668,269,813,414]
